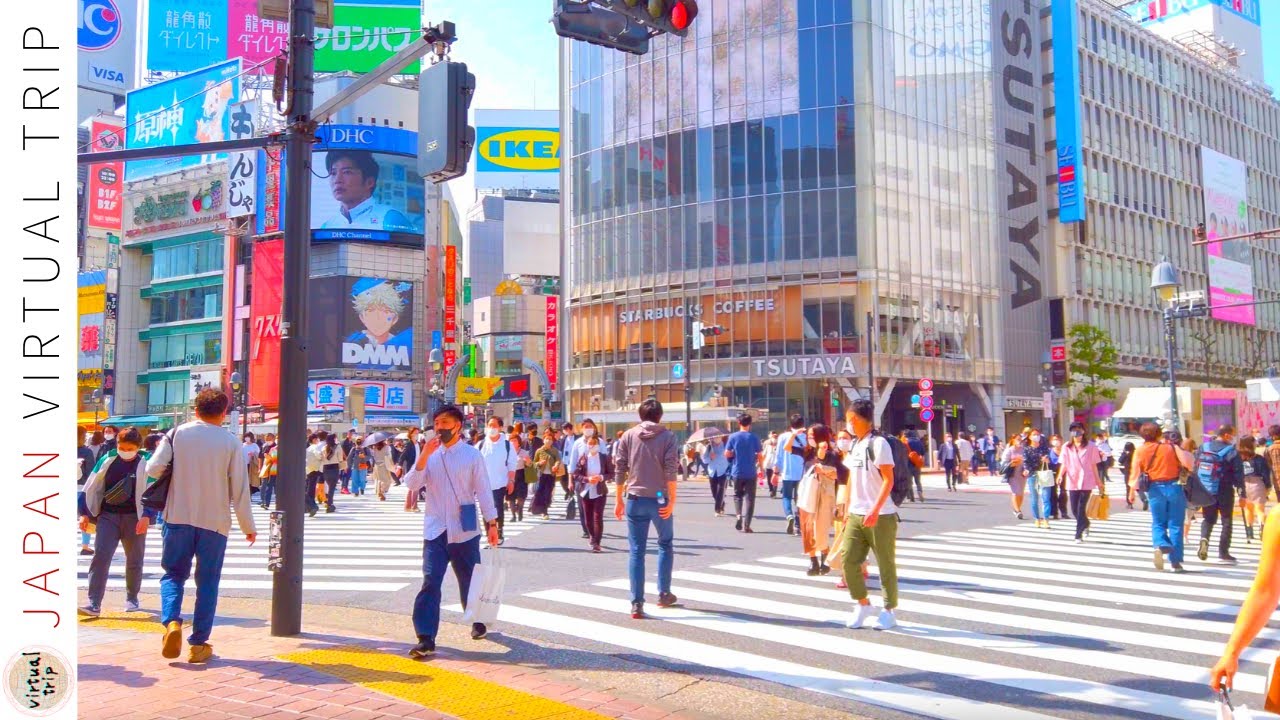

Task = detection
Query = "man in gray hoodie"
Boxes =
[613,398,680,619]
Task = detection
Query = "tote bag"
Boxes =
[463,545,506,626]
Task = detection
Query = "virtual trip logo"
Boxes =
[79,0,122,51]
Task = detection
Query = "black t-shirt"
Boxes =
[102,456,142,515]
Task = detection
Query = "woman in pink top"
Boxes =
[1056,422,1102,543]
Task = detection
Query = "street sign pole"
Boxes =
[271,0,317,638]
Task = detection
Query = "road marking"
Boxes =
[85,579,409,591]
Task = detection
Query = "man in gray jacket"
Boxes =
[613,399,680,619]
[146,389,257,664]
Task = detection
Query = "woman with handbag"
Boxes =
[1001,435,1027,520]
[1022,433,1053,529]
[370,437,395,501]
[347,439,370,496]
[530,428,562,518]
[1238,436,1273,542]
[572,434,613,552]
[1057,422,1103,543]
[508,434,533,523]
[1047,434,1069,520]
[319,433,346,514]
[798,424,847,577]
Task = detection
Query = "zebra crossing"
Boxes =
[77,484,575,594]
[465,510,1278,720]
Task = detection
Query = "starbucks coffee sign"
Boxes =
[752,355,861,379]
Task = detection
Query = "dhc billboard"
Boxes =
[1053,0,1086,224]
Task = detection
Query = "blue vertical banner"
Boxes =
[1053,0,1086,224]
[147,0,231,72]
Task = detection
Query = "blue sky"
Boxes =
[423,1,561,210]
[1265,15,1280,93]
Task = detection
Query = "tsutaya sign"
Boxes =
[753,355,861,379]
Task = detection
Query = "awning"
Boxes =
[77,412,104,428]
[100,415,163,427]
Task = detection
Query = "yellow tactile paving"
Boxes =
[77,611,162,633]
[278,646,612,720]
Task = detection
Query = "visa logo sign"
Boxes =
[91,64,125,84]
[477,128,560,172]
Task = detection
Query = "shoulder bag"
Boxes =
[141,430,177,511]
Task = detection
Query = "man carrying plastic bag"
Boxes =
[402,404,501,659]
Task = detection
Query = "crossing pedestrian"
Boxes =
[832,429,855,590]
[402,405,501,658]
[774,414,808,536]
[956,433,974,485]
[702,433,730,516]
[968,432,981,476]
[725,413,763,532]
[1210,502,1280,695]
[508,433,532,523]
[565,419,605,537]
[1022,432,1052,529]
[613,398,680,619]
[559,422,577,499]
[370,436,395,501]
[840,400,900,631]
[762,431,779,498]
[979,427,999,475]
[1197,424,1245,565]
[79,427,154,617]
[1057,423,1102,543]
[319,432,346,514]
[78,426,97,556]
[1126,423,1192,572]
[340,430,356,494]
[478,416,519,544]
[1095,432,1115,494]
[938,432,959,492]
[305,432,325,516]
[347,438,369,497]
[530,428,562,518]
[1048,434,1069,520]
[1118,440,1139,510]
[1001,435,1027,520]
[798,424,845,577]
[258,440,278,509]
[904,429,926,501]
[147,389,257,664]
[574,434,613,552]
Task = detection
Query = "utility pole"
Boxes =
[272,0,317,637]
[866,311,875,409]
[684,309,693,439]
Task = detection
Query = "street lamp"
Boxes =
[428,347,443,370]
[91,388,104,428]
[230,371,247,435]
[1150,258,1183,432]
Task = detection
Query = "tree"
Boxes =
[1067,323,1120,416]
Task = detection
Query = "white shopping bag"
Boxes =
[462,545,505,626]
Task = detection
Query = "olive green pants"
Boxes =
[839,512,899,610]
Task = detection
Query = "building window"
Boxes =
[147,380,187,412]
[151,238,224,282]
[150,286,222,325]
[148,331,221,369]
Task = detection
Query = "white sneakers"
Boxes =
[847,604,898,630]
[846,603,878,629]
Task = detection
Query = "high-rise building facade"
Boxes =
[560,0,1280,436]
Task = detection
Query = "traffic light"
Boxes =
[690,320,706,350]
[830,389,839,408]
[553,0,651,56]
[418,60,476,184]
[605,0,698,37]
[700,324,724,338]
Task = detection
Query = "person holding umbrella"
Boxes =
[690,427,729,516]
[365,432,395,501]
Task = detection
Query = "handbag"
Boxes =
[141,430,177,512]
[462,546,505,626]
[1034,469,1056,490]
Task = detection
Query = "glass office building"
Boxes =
[561,0,1044,434]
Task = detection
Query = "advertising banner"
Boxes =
[146,0,231,72]
[249,238,284,409]
[125,58,242,181]
[1201,147,1255,325]
[308,276,415,371]
[315,0,422,74]
[78,272,107,376]
[444,244,458,375]
[312,125,425,245]
[122,172,226,240]
[228,0,289,74]
[308,380,413,413]
[227,101,258,218]
[545,295,559,394]
[490,374,533,404]
[1128,0,1260,26]
[258,148,283,234]
[474,109,561,191]
[79,0,137,95]
[87,117,125,231]
[1052,0,1086,224]
[189,367,222,399]
[456,377,502,405]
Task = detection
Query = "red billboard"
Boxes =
[249,238,284,409]
[545,295,558,394]
[87,118,125,230]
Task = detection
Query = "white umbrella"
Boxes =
[685,427,728,445]
[394,432,410,441]
[361,432,388,448]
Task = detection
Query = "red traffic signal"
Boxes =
[670,0,696,31]
[606,0,697,38]
[700,324,724,337]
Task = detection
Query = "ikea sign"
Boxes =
[474,110,560,191]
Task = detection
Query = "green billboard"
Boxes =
[314,1,422,74]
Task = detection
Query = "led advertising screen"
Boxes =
[308,276,415,372]
[124,58,242,180]
[1201,147,1254,325]
[311,125,425,246]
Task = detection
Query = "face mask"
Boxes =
[487,428,501,438]
[1030,435,1041,444]
[584,428,596,438]
[117,450,138,461]
[104,434,115,441]
[438,428,455,444]
[836,439,853,452]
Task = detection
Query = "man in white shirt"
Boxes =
[839,399,900,631]
[320,150,411,231]
[955,434,975,485]
[477,416,519,543]
[402,405,500,658]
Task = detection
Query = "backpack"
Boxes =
[867,431,915,506]
[1194,444,1234,498]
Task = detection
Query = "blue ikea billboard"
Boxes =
[1053,0,1085,224]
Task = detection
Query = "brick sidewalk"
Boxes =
[78,620,697,720]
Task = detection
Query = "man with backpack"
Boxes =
[773,414,808,536]
[1197,424,1246,565]
[478,416,519,544]
[840,400,906,631]
[905,429,926,501]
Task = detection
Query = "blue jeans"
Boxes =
[626,496,674,604]
[1027,482,1052,520]
[350,467,368,495]
[412,533,481,639]
[985,450,997,472]
[781,479,800,519]
[1149,480,1187,564]
[260,476,276,507]
[159,522,229,646]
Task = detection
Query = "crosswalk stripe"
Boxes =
[90,579,409,591]
[526,588,1224,720]
[457,604,1064,720]
[78,556,423,568]
[78,566,420,578]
